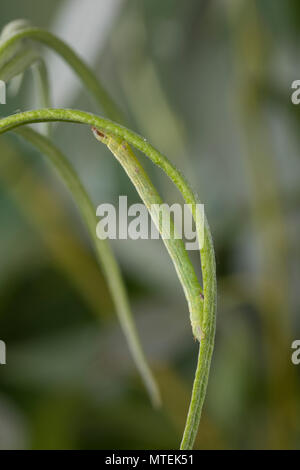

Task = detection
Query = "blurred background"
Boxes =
[0,0,299,449]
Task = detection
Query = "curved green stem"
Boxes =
[0,108,217,449]
[0,46,39,82]
[0,22,51,135]
[31,59,51,136]
[9,126,161,409]
[0,28,123,122]
[0,19,32,67]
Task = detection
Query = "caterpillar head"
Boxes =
[91,126,110,145]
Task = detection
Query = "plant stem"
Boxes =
[11,125,161,408]
[31,59,51,136]
[0,108,217,449]
[0,28,123,122]
[0,46,39,81]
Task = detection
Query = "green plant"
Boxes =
[0,21,217,449]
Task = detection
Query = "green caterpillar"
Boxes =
[92,126,204,343]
